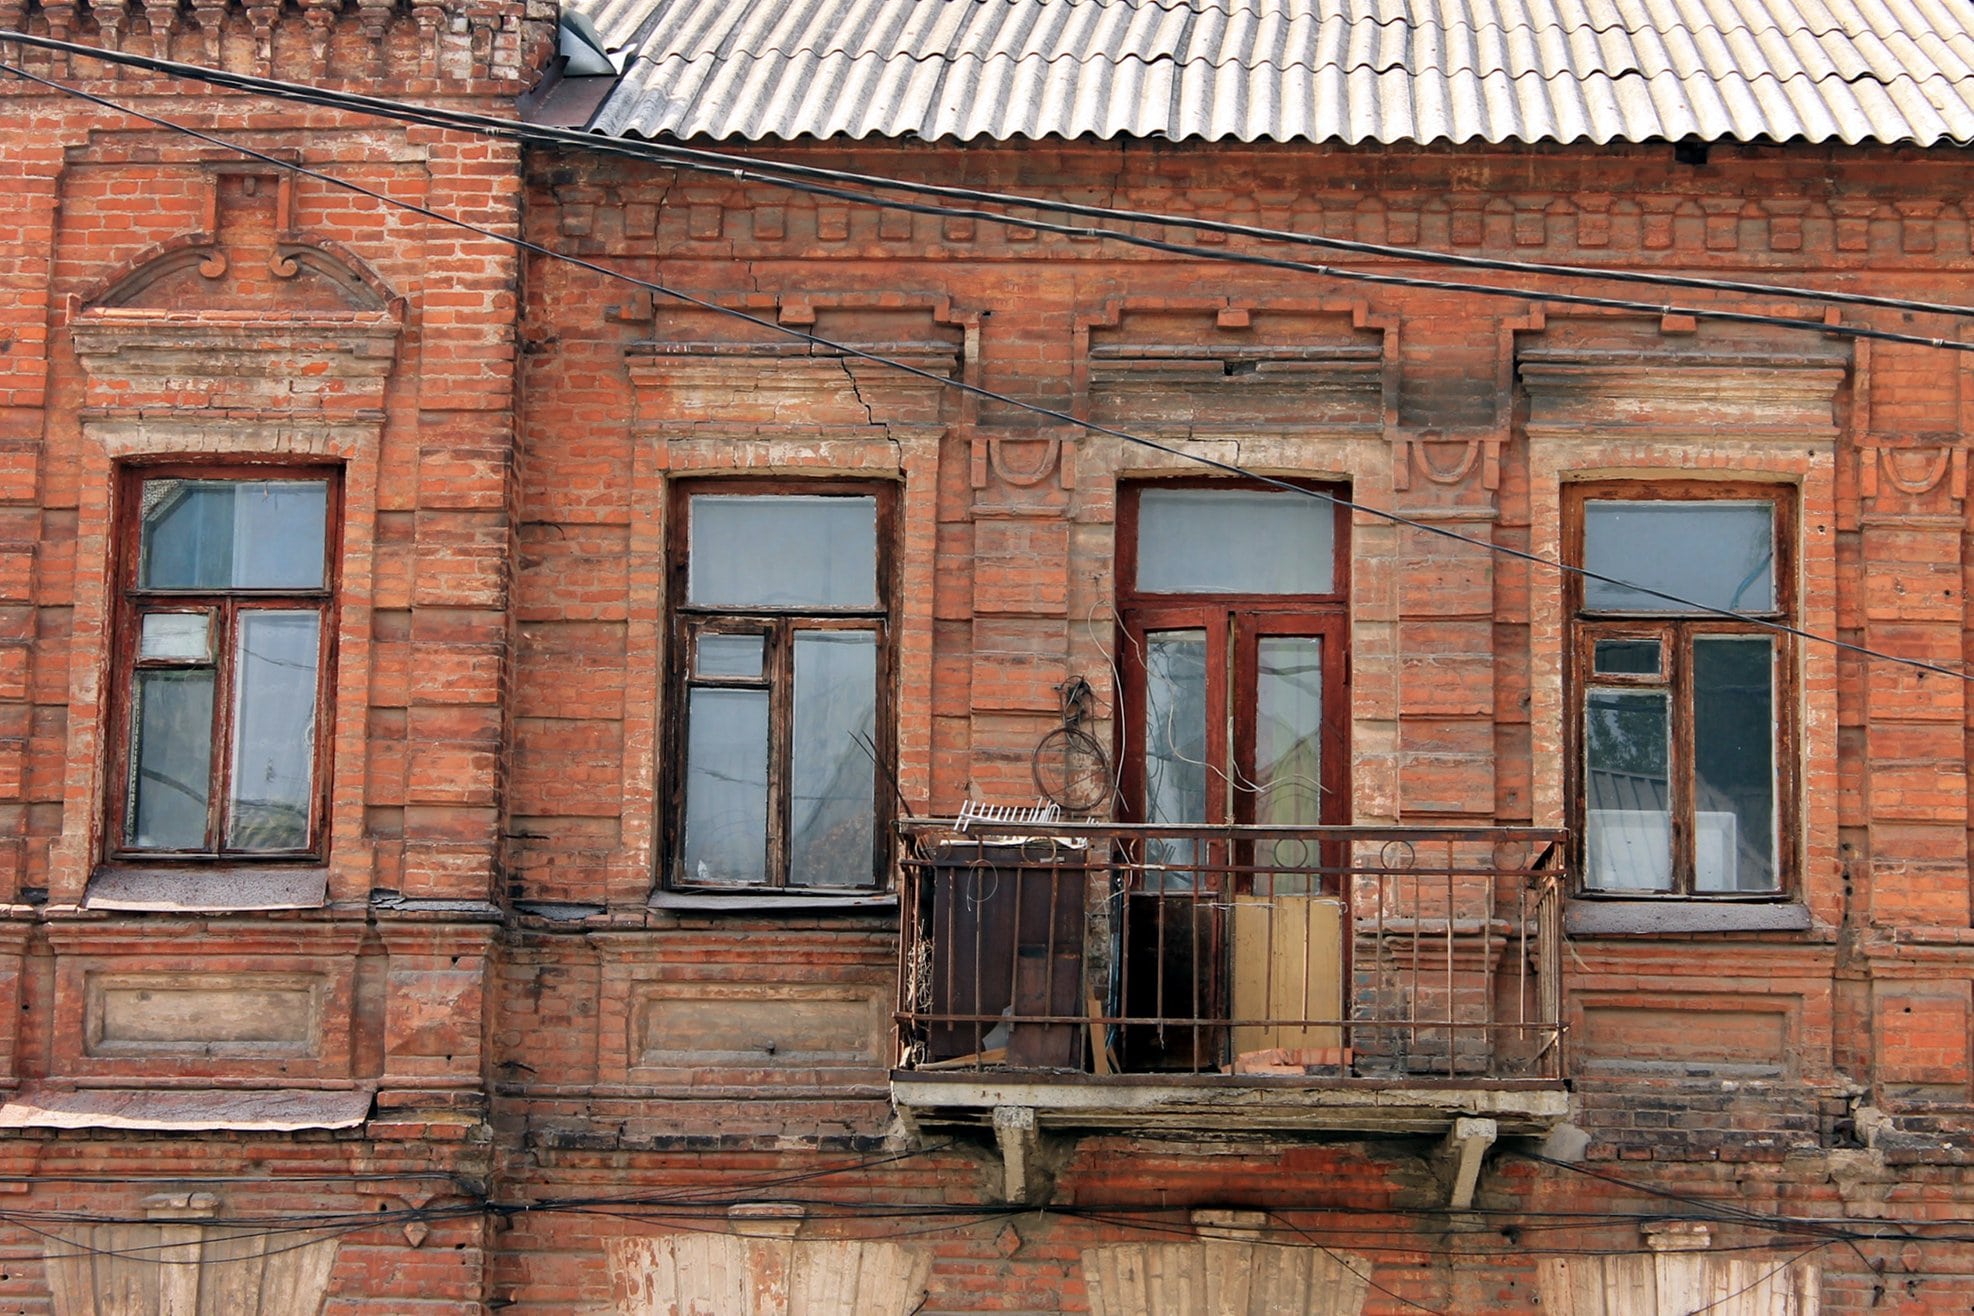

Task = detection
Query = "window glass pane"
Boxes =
[1593,638,1661,677]
[139,480,328,590]
[1582,501,1773,614]
[688,495,877,608]
[226,612,319,851]
[1143,630,1208,878]
[1693,637,1778,893]
[789,631,879,887]
[1137,489,1334,595]
[1255,635,1325,885]
[695,633,764,679]
[1584,689,1672,891]
[128,669,214,850]
[681,688,770,884]
[1255,636,1324,827]
[139,612,213,662]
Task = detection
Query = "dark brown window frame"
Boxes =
[104,460,343,864]
[664,478,898,894]
[1115,478,1353,835]
[1564,480,1798,900]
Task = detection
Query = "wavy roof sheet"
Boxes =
[564,0,1974,145]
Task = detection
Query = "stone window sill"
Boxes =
[83,865,329,913]
[650,889,898,914]
[1564,898,1812,936]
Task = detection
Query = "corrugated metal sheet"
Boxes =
[561,0,1974,144]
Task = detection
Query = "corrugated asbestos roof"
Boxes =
[560,0,1974,145]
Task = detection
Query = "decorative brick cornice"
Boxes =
[69,307,402,416]
[1520,351,1846,439]
[2,0,542,90]
[1086,352,1386,431]
[625,340,956,430]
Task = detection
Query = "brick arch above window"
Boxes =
[68,218,406,422]
[84,233,401,317]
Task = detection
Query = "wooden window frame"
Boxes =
[1564,481,1798,900]
[664,478,897,894]
[1115,479,1353,836]
[104,461,343,864]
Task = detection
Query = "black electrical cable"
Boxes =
[9,29,1974,328]
[4,60,1966,688]
[1512,1153,1965,1240]
[7,33,1974,359]
[7,1178,1974,1265]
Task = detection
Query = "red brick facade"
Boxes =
[6,8,1974,1311]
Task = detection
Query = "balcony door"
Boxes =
[1132,614,1344,845]
[1117,484,1349,1068]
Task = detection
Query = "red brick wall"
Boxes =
[0,5,534,1310]
[499,140,1974,1310]
[9,17,1974,1305]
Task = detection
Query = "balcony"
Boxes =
[893,821,1569,1196]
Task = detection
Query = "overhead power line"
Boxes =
[3,60,1968,685]
[9,30,1974,335]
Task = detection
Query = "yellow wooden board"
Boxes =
[1229,894,1343,1054]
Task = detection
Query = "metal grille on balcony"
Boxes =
[896,822,1566,1086]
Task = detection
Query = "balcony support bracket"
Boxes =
[1439,1116,1497,1211]
[993,1105,1048,1205]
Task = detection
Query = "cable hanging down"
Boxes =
[1,59,1967,686]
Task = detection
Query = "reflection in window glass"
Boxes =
[1583,501,1773,614]
[682,688,770,884]
[1255,635,1324,888]
[140,480,329,591]
[789,632,878,887]
[1255,636,1323,827]
[129,669,215,850]
[1143,631,1207,879]
[688,495,877,609]
[1584,689,1672,891]
[1137,490,1334,595]
[1693,637,1777,892]
[226,612,319,851]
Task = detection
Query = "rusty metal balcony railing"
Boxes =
[896,822,1566,1084]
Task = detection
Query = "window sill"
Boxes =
[1565,898,1812,936]
[649,889,898,914]
[84,865,329,913]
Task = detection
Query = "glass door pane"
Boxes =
[1236,633,1338,1049]
[1252,634,1324,890]
[1254,635,1324,826]
[1143,630,1208,880]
